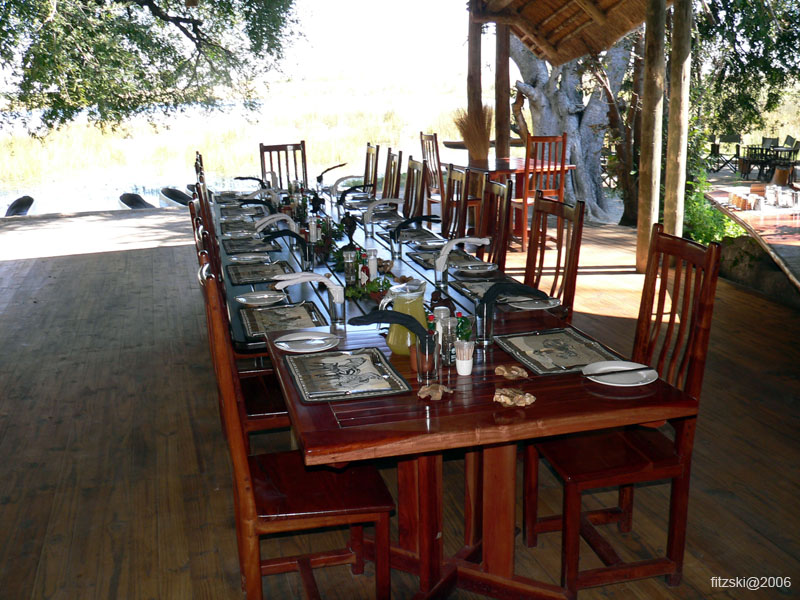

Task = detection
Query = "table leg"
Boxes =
[481,443,517,578]
[397,457,419,553]
[417,453,443,592]
[464,449,483,547]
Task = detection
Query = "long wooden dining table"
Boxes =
[209,196,698,599]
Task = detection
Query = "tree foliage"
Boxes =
[0,0,296,133]
[696,0,800,134]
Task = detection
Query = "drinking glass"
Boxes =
[475,304,494,348]
[415,337,441,385]
[343,250,358,286]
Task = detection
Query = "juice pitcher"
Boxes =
[379,280,427,355]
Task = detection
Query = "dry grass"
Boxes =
[453,104,493,161]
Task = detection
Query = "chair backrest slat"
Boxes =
[364,143,380,191]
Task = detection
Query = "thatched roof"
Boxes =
[472,0,656,66]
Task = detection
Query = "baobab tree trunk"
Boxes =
[510,35,634,222]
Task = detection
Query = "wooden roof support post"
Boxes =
[468,0,483,141]
[495,24,511,159]
[636,0,666,272]
[664,0,692,238]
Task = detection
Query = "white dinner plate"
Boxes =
[219,215,251,223]
[222,231,257,239]
[229,253,271,264]
[582,361,658,387]
[274,331,340,353]
[234,290,287,307]
[506,297,561,311]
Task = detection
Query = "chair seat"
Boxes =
[250,450,395,522]
[536,427,679,486]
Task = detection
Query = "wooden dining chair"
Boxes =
[441,164,467,239]
[380,148,403,200]
[202,270,393,600]
[335,142,380,205]
[523,223,721,597]
[401,157,426,219]
[513,133,568,252]
[259,141,308,190]
[476,177,513,271]
[420,132,446,215]
[197,257,289,440]
[523,192,586,323]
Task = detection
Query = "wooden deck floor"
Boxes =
[1,210,798,599]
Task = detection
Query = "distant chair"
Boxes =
[159,187,192,208]
[118,193,154,210]
[259,141,308,190]
[420,132,446,215]
[334,142,380,206]
[4,195,33,217]
[761,136,778,148]
[523,192,586,324]
[710,134,741,173]
[476,177,512,272]
[379,148,403,200]
[400,157,426,219]
[513,133,568,252]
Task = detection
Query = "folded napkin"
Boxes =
[349,310,437,353]
[391,215,441,242]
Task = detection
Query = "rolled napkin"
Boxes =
[261,230,307,255]
[364,198,403,224]
[391,215,442,242]
[254,212,298,233]
[273,272,345,304]
[434,236,490,272]
[349,310,437,354]
[476,282,548,313]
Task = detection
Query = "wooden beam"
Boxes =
[473,11,559,59]
[495,24,511,159]
[555,20,594,47]
[540,2,577,28]
[486,0,517,11]
[663,0,692,237]
[573,0,609,25]
[636,0,666,272]
[468,0,483,157]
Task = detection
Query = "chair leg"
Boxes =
[374,513,391,600]
[242,528,263,600]
[666,471,692,586]
[561,483,581,599]
[523,444,539,547]
[349,524,364,574]
[617,484,634,533]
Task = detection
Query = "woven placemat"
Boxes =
[240,303,327,337]
[220,205,266,218]
[222,238,280,254]
[227,261,293,285]
[220,221,257,235]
